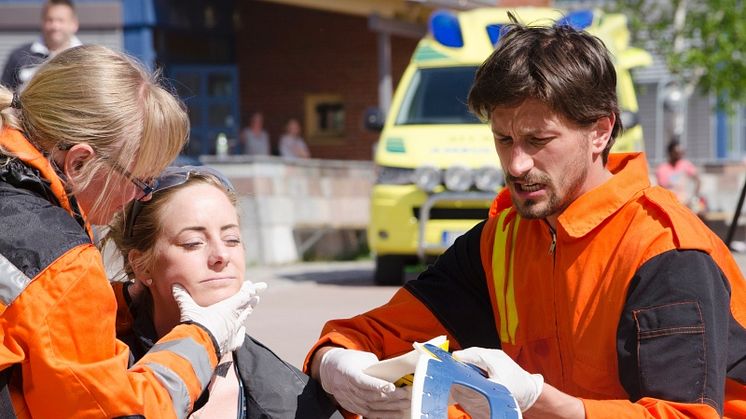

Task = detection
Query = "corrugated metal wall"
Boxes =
[635,51,717,166]
[637,82,659,162]
[685,90,715,163]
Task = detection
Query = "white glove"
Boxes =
[452,347,543,414]
[172,281,267,356]
[319,348,411,418]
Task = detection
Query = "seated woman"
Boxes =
[108,166,340,419]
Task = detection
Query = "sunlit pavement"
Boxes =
[245,254,746,369]
[244,260,402,368]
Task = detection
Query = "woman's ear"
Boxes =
[62,143,95,179]
[127,249,152,287]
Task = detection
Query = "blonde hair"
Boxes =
[107,174,238,281]
[0,44,188,218]
[0,91,20,132]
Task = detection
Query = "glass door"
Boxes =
[169,65,240,156]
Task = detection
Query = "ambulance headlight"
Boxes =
[376,166,415,185]
[474,166,504,192]
[443,166,473,192]
[413,166,442,192]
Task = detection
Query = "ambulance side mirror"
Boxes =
[364,107,385,132]
[620,110,640,130]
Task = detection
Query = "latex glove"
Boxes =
[172,280,267,356]
[452,347,543,414]
[319,348,411,418]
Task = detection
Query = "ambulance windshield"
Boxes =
[395,66,481,125]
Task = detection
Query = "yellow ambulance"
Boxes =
[367,7,652,285]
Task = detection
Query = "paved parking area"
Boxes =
[245,261,399,368]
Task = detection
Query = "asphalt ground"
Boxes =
[245,253,746,370]
[244,260,400,369]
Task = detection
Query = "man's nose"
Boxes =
[506,145,534,178]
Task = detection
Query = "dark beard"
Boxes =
[510,163,588,220]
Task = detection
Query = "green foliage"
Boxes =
[607,0,746,110]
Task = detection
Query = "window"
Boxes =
[170,65,239,155]
[305,94,345,140]
[396,66,481,125]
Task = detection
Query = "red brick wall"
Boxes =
[236,2,418,160]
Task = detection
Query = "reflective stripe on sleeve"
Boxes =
[149,338,213,390]
[144,362,190,419]
[0,253,32,314]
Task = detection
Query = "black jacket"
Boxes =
[120,294,341,419]
[1,43,47,90]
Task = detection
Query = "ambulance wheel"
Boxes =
[374,255,406,286]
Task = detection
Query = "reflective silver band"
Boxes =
[144,362,190,419]
[150,338,213,390]
[0,253,32,308]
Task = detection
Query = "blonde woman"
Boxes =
[109,166,341,419]
[0,45,260,418]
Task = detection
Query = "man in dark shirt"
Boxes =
[1,0,80,90]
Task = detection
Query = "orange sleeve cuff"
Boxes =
[302,331,364,373]
[583,397,720,419]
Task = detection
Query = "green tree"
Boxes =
[607,0,746,110]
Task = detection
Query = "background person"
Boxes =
[240,112,271,155]
[655,136,704,213]
[0,44,259,418]
[109,166,340,419]
[279,118,310,159]
[305,20,746,418]
[1,0,81,91]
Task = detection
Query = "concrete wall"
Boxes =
[208,157,746,264]
[202,156,375,265]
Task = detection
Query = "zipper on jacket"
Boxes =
[546,222,566,385]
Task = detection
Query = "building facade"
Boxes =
[3,0,743,165]
[121,0,436,160]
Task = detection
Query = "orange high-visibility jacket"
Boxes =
[0,128,219,418]
[307,153,746,418]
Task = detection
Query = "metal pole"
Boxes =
[726,176,746,247]
[377,32,392,114]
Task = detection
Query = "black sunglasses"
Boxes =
[124,166,234,238]
[56,143,158,201]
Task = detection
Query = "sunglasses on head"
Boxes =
[124,165,234,238]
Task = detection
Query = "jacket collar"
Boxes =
[0,128,92,239]
[30,36,83,56]
[557,152,650,238]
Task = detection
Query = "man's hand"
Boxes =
[172,281,267,356]
[452,347,543,413]
[318,348,411,418]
